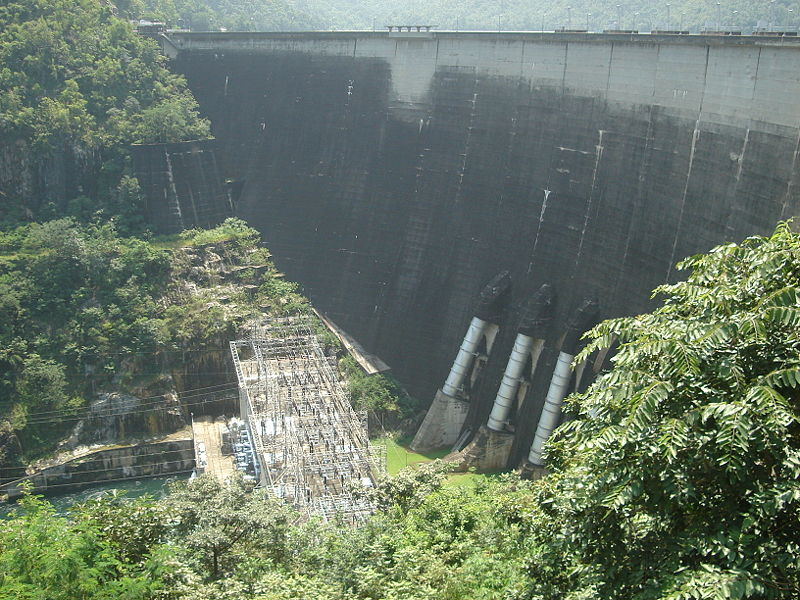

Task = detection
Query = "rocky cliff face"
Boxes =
[94,240,265,442]
[0,138,97,221]
[70,392,186,445]
[1,439,196,499]
[23,237,266,461]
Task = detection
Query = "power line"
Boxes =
[14,389,237,423]
[30,451,194,475]
[18,386,237,419]
[15,381,239,418]
[66,348,242,357]
[22,392,239,426]
[0,467,29,475]
[17,387,235,419]
[5,453,198,483]
[20,388,239,425]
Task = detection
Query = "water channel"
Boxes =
[1,474,187,518]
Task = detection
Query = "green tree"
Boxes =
[0,490,166,600]
[15,354,67,410]
[0,218,286,464]
[165,474,292,580]
[131,93,211,144]
[72,491,173,564]
[0,0,211,223]
[363,459,454,513]
[524,222,800,600]
[340,355,416,420]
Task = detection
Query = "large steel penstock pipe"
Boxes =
[487,332,536,431]
[442,316,489,397]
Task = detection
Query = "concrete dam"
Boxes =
[165,30,800,466]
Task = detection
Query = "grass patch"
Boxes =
[373,436,506,488]
[151,219,257,250]
[149,233,242,250]
[446,472,483,487]
[446,470,504,488]
[149,232,238,250]
[374,436,451,476]
[149,236,185,250]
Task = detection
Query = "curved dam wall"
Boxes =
[170,31,800,463]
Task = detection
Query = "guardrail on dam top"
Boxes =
[168,30,800,465]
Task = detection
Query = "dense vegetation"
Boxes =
[3,224,799,599]
[301,0,798,33]
[118,0,322,31]
[1,464,531,600]
[527,222,800,599]
[341,355,417,427]
[0,0,210,224]
[0,218,307,465]
[123,0,799,34]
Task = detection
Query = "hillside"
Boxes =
[0,2,798,599]
[118,0,323,30]
[0,0,210,225]
[125,0,798,33]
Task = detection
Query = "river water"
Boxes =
[1,474,188,518]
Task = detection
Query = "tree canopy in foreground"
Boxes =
[527,222,800,599]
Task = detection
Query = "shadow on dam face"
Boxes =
[171,33,800,464]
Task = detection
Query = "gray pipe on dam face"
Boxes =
[172,32,800,464]
[527,299,598,467]
[486,284,553,432]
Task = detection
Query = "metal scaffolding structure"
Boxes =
[230,317,385,523]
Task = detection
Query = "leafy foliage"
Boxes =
[361,458,455,513]
[340,355,417,419]
[72,490,174,565]
[0,0,209,148]
[0,490,167,599]
[525,222,800,600]
[165,475,292,580]
[6,213,800,600]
